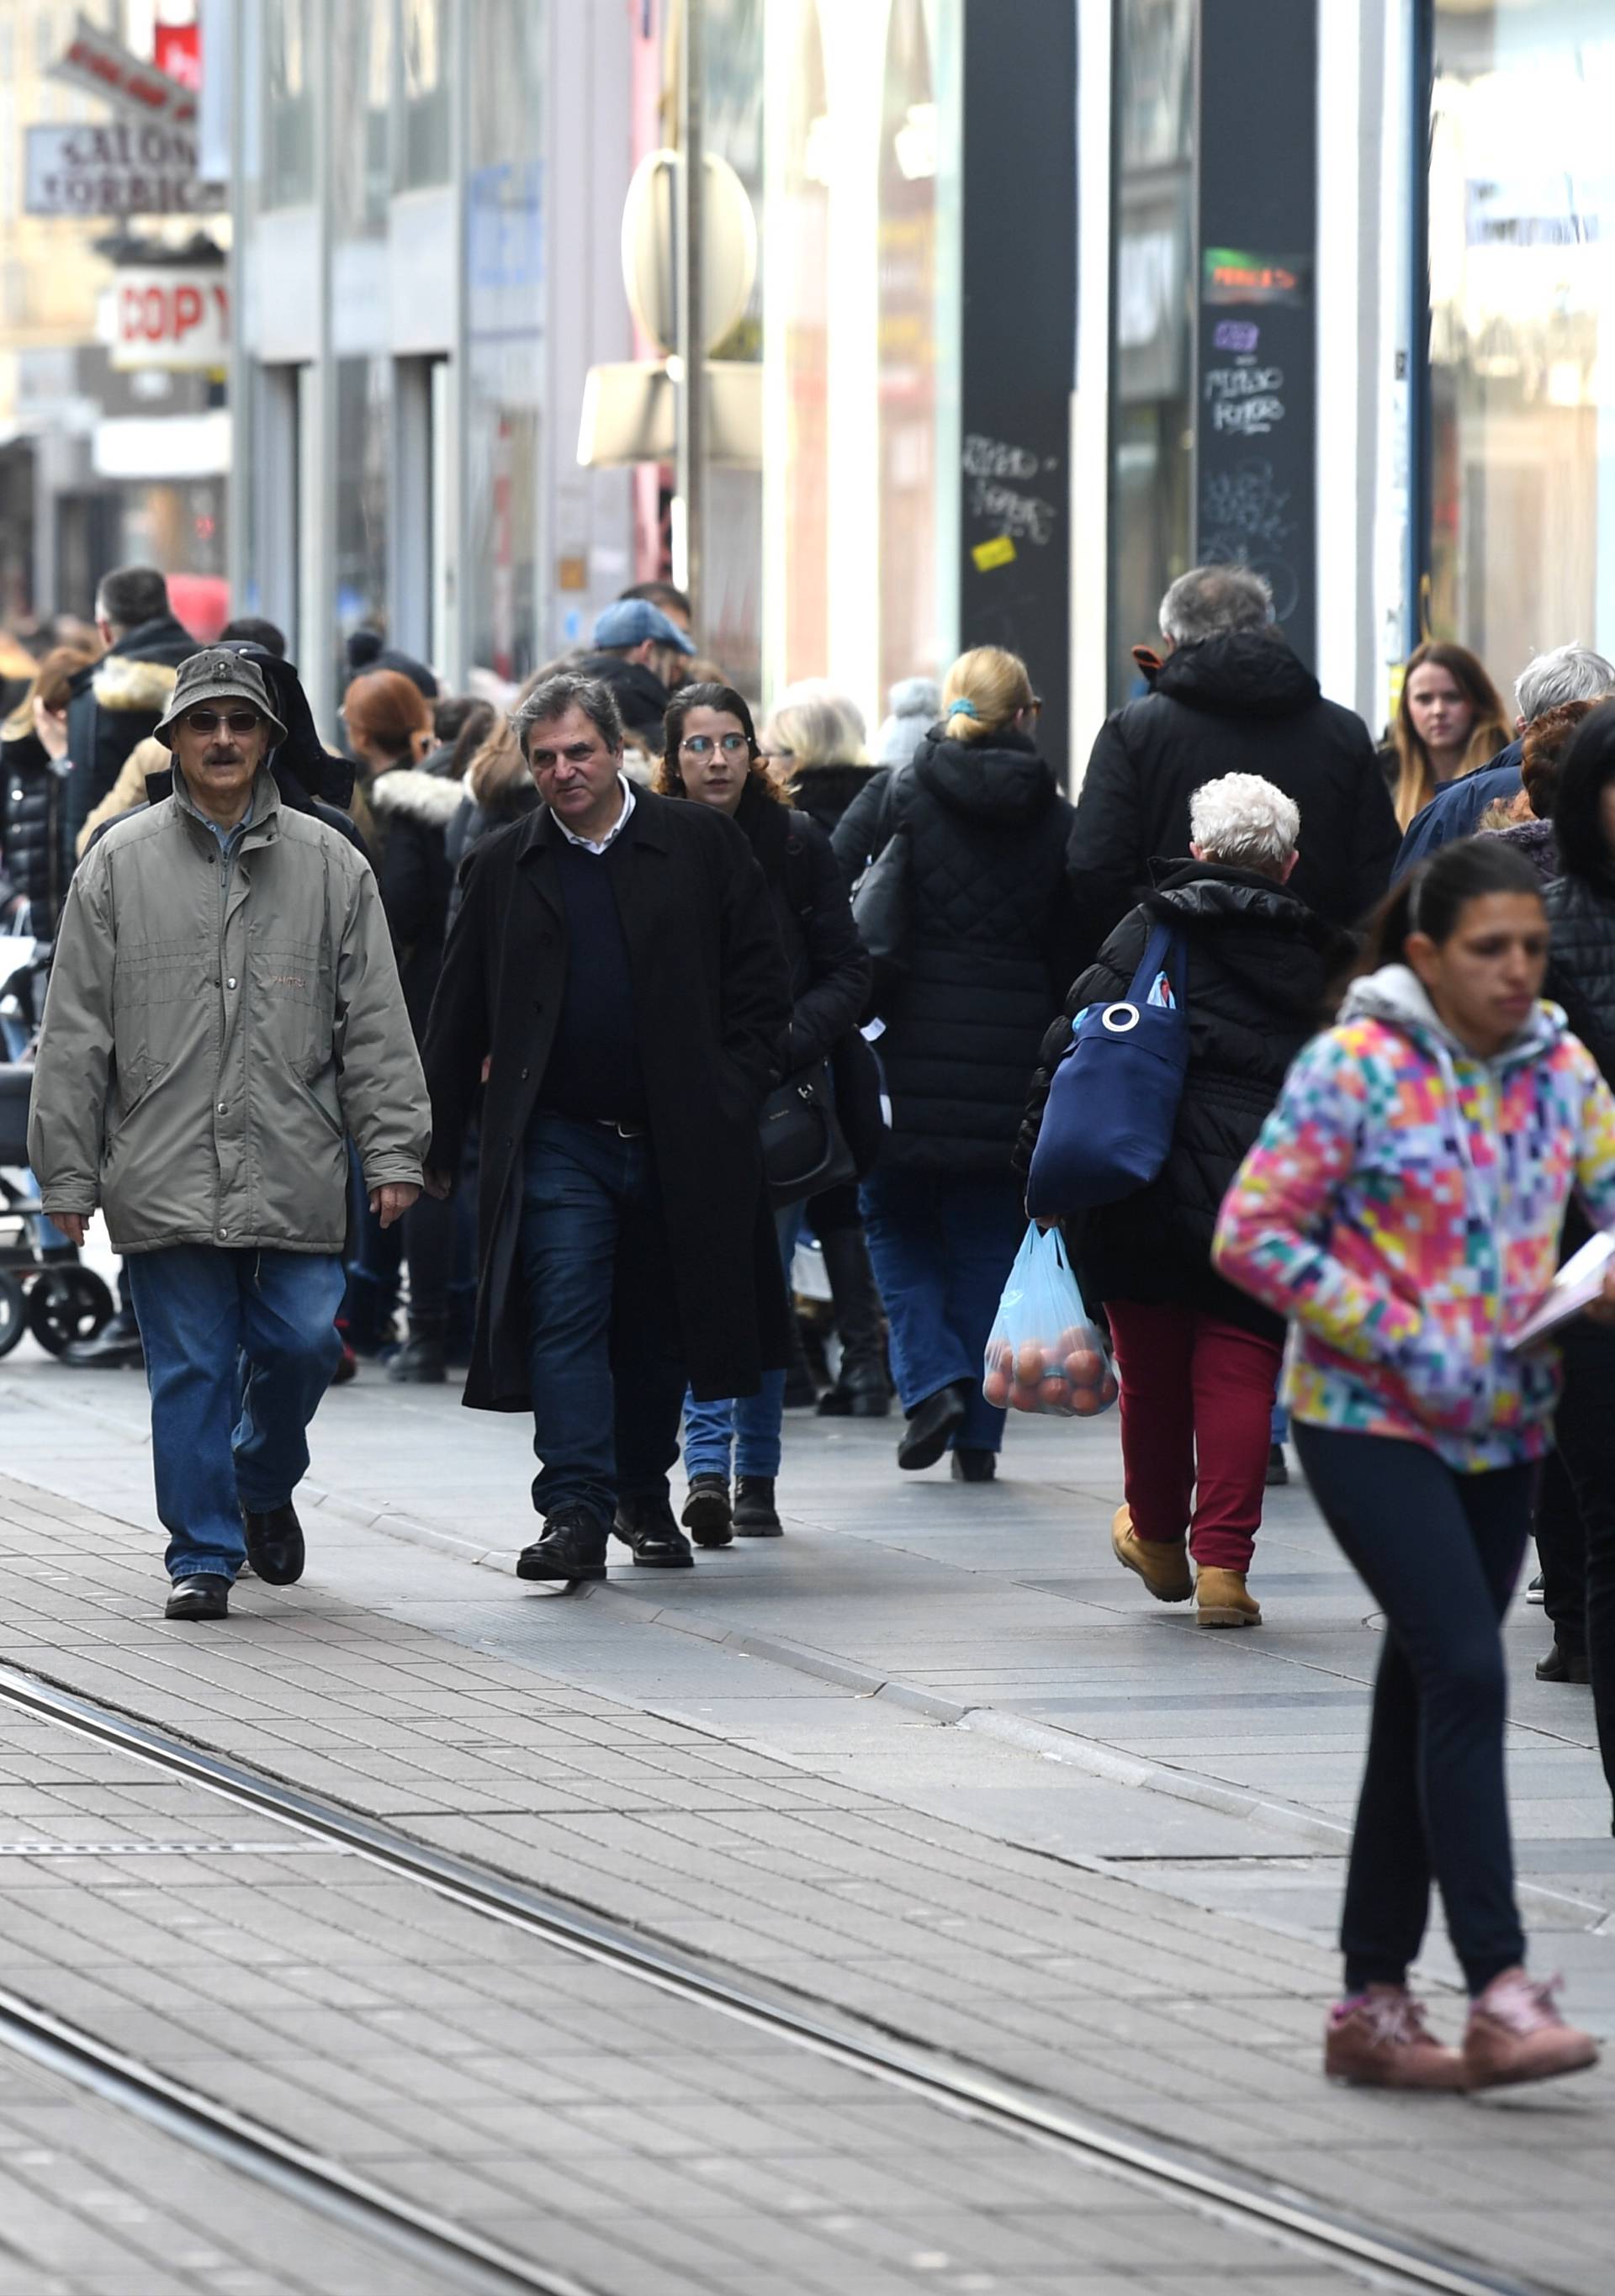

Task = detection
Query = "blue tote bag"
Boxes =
[1025,919,1189,1218]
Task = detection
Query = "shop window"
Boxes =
[878,0,940,700]
[1108,0,1195,706]
[1428,3,1615,678]
[265,0,315,208]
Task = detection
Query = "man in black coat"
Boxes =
[63,565,196,850]
[421,672,792,1581]
[1067,564,1397,968]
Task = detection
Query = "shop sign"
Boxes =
[47,13,195,124]
[110,267,230,371]
[24,124,223,218]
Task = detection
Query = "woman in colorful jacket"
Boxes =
[1214,836,1615,2094]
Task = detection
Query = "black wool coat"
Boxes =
[730,775,871,1073]
[832,730,1079,1173]
[1067,632,1399,969]
[421,789,795,1410]
[1015,861,1349,1336]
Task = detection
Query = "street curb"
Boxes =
[310,1484,1353,1848]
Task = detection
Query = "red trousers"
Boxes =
[1105,1300,1284,1572]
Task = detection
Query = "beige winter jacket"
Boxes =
[29,764,429,1255]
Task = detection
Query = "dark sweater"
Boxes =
[533,829,646,1124]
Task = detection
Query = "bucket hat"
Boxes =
[155,649,288,749]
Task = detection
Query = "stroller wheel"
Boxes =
[0,1270,25,1358]
[26,1267,114,1357]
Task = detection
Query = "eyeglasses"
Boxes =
[680,733,751,759]
[183,709,262,736]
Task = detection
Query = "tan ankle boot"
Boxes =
[1195,1567,1262,1627]
[1110,1505,1192,1602]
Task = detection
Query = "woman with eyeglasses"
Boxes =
[655,684,871,1542]
[831,646,1079,1481]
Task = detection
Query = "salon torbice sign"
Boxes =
[25,123,223,218]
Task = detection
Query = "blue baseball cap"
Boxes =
[592,598,696,654]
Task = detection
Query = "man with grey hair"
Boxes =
[1393,641,1615,878]
[1068,563,1396,967]
[421,671,792,1582]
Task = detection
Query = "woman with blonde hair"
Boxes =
[759,680,875,819]
[1388,642,1511,831]
[833,646,1078,1480]
[0,641,101,934]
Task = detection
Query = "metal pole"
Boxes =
[675,0,704,621]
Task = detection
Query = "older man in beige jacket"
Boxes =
[29,648,429,1619]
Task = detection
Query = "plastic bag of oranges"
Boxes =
[982,1223,1118,1419]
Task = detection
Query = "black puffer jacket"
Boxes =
[0,730,72,936]
[833,729,1078,1172]
[1544,875,1615,1087]
[63,612,195,846]
[1016,862,1348,1334]
[370,756,466,1036]
[789,762,886,842]
[1069,632,1398,968]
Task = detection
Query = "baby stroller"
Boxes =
[0,939,114,1358]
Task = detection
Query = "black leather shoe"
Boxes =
[951,1447,997,1483]
[1536,1643,1591,1685]
[681,1475,733,1548]
[897,1380,970,1471]
[516,1508,609,1582]
[612,1493,695,1568]
[386,1335,447,1384]
[60,1309,143,1369]
[242,1504,305,1587]
[1266,1443,1289,1487]
[165,1574,230,1621]
[733,1475,782,1536]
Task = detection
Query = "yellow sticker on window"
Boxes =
[972,534,1018,572]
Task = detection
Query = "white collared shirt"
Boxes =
[553,774,637,856]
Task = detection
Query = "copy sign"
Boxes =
[111,267,230,371]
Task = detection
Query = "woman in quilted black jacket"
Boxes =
[833,647,1078,1482]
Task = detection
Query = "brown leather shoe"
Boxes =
[1324,1988,1468,2090]
[1195,1567,1262,1627]
[1110,1506,1192,1602]
[1464,1970,1599,2088]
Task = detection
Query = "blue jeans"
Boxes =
[519,1114,689,1524]
[683,1203,804,1481]
[860,1166,1023,1454]
[126,1246,345,1583]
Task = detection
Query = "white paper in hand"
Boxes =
[1507,1231,1615,1351]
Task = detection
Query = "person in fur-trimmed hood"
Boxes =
[62,566,196,850]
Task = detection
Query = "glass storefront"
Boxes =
[1108,0,1195,706]
[1428,1,1615,682]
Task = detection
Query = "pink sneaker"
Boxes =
[1464,1970,1599,2089]
[1323,1987,1468,2090]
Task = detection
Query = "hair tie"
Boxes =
[946,698,979,721]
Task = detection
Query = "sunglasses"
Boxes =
[680,733,751,759]
[183,708,262,737]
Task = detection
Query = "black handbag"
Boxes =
[760,1062,856,1207]
[850,775,912,976]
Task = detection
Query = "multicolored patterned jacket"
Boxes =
[1212,965,1615,1469]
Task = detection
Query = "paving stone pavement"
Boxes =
[0,1352,1609,2293]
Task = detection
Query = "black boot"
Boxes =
[241,1503,305,1586]
[782,1309,820,1410]
[1536,1642,1591,1684]
[387,1331,447,1383]
[516,1507,609,1582]
[59,1307,143,1369]
[733,1476,782,1536]
[612,1492,695,1568]
[951,1447,996,1483]
[898,1380,970,1471]
[816,1226,892,1418]
[165,1574,230,1621]
[681,1475,733,1548]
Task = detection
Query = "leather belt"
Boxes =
[593,1118,648,1140]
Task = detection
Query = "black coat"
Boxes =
[369,759,464,1036]
[1016,862,1348,1335]
[1068,632,1399,969]
[575,651,671,749]
[63,613,195,846]
[833,728,1079,1173]
[422,789,794,1410]
[789,762,886,843]
[0,731,72,936]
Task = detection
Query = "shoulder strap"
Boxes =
[782,825,816,923]
[1120,918,1187,1008]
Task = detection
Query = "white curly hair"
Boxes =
[1188,772,1300,875]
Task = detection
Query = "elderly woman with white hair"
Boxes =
[1017,773,1351,1627]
